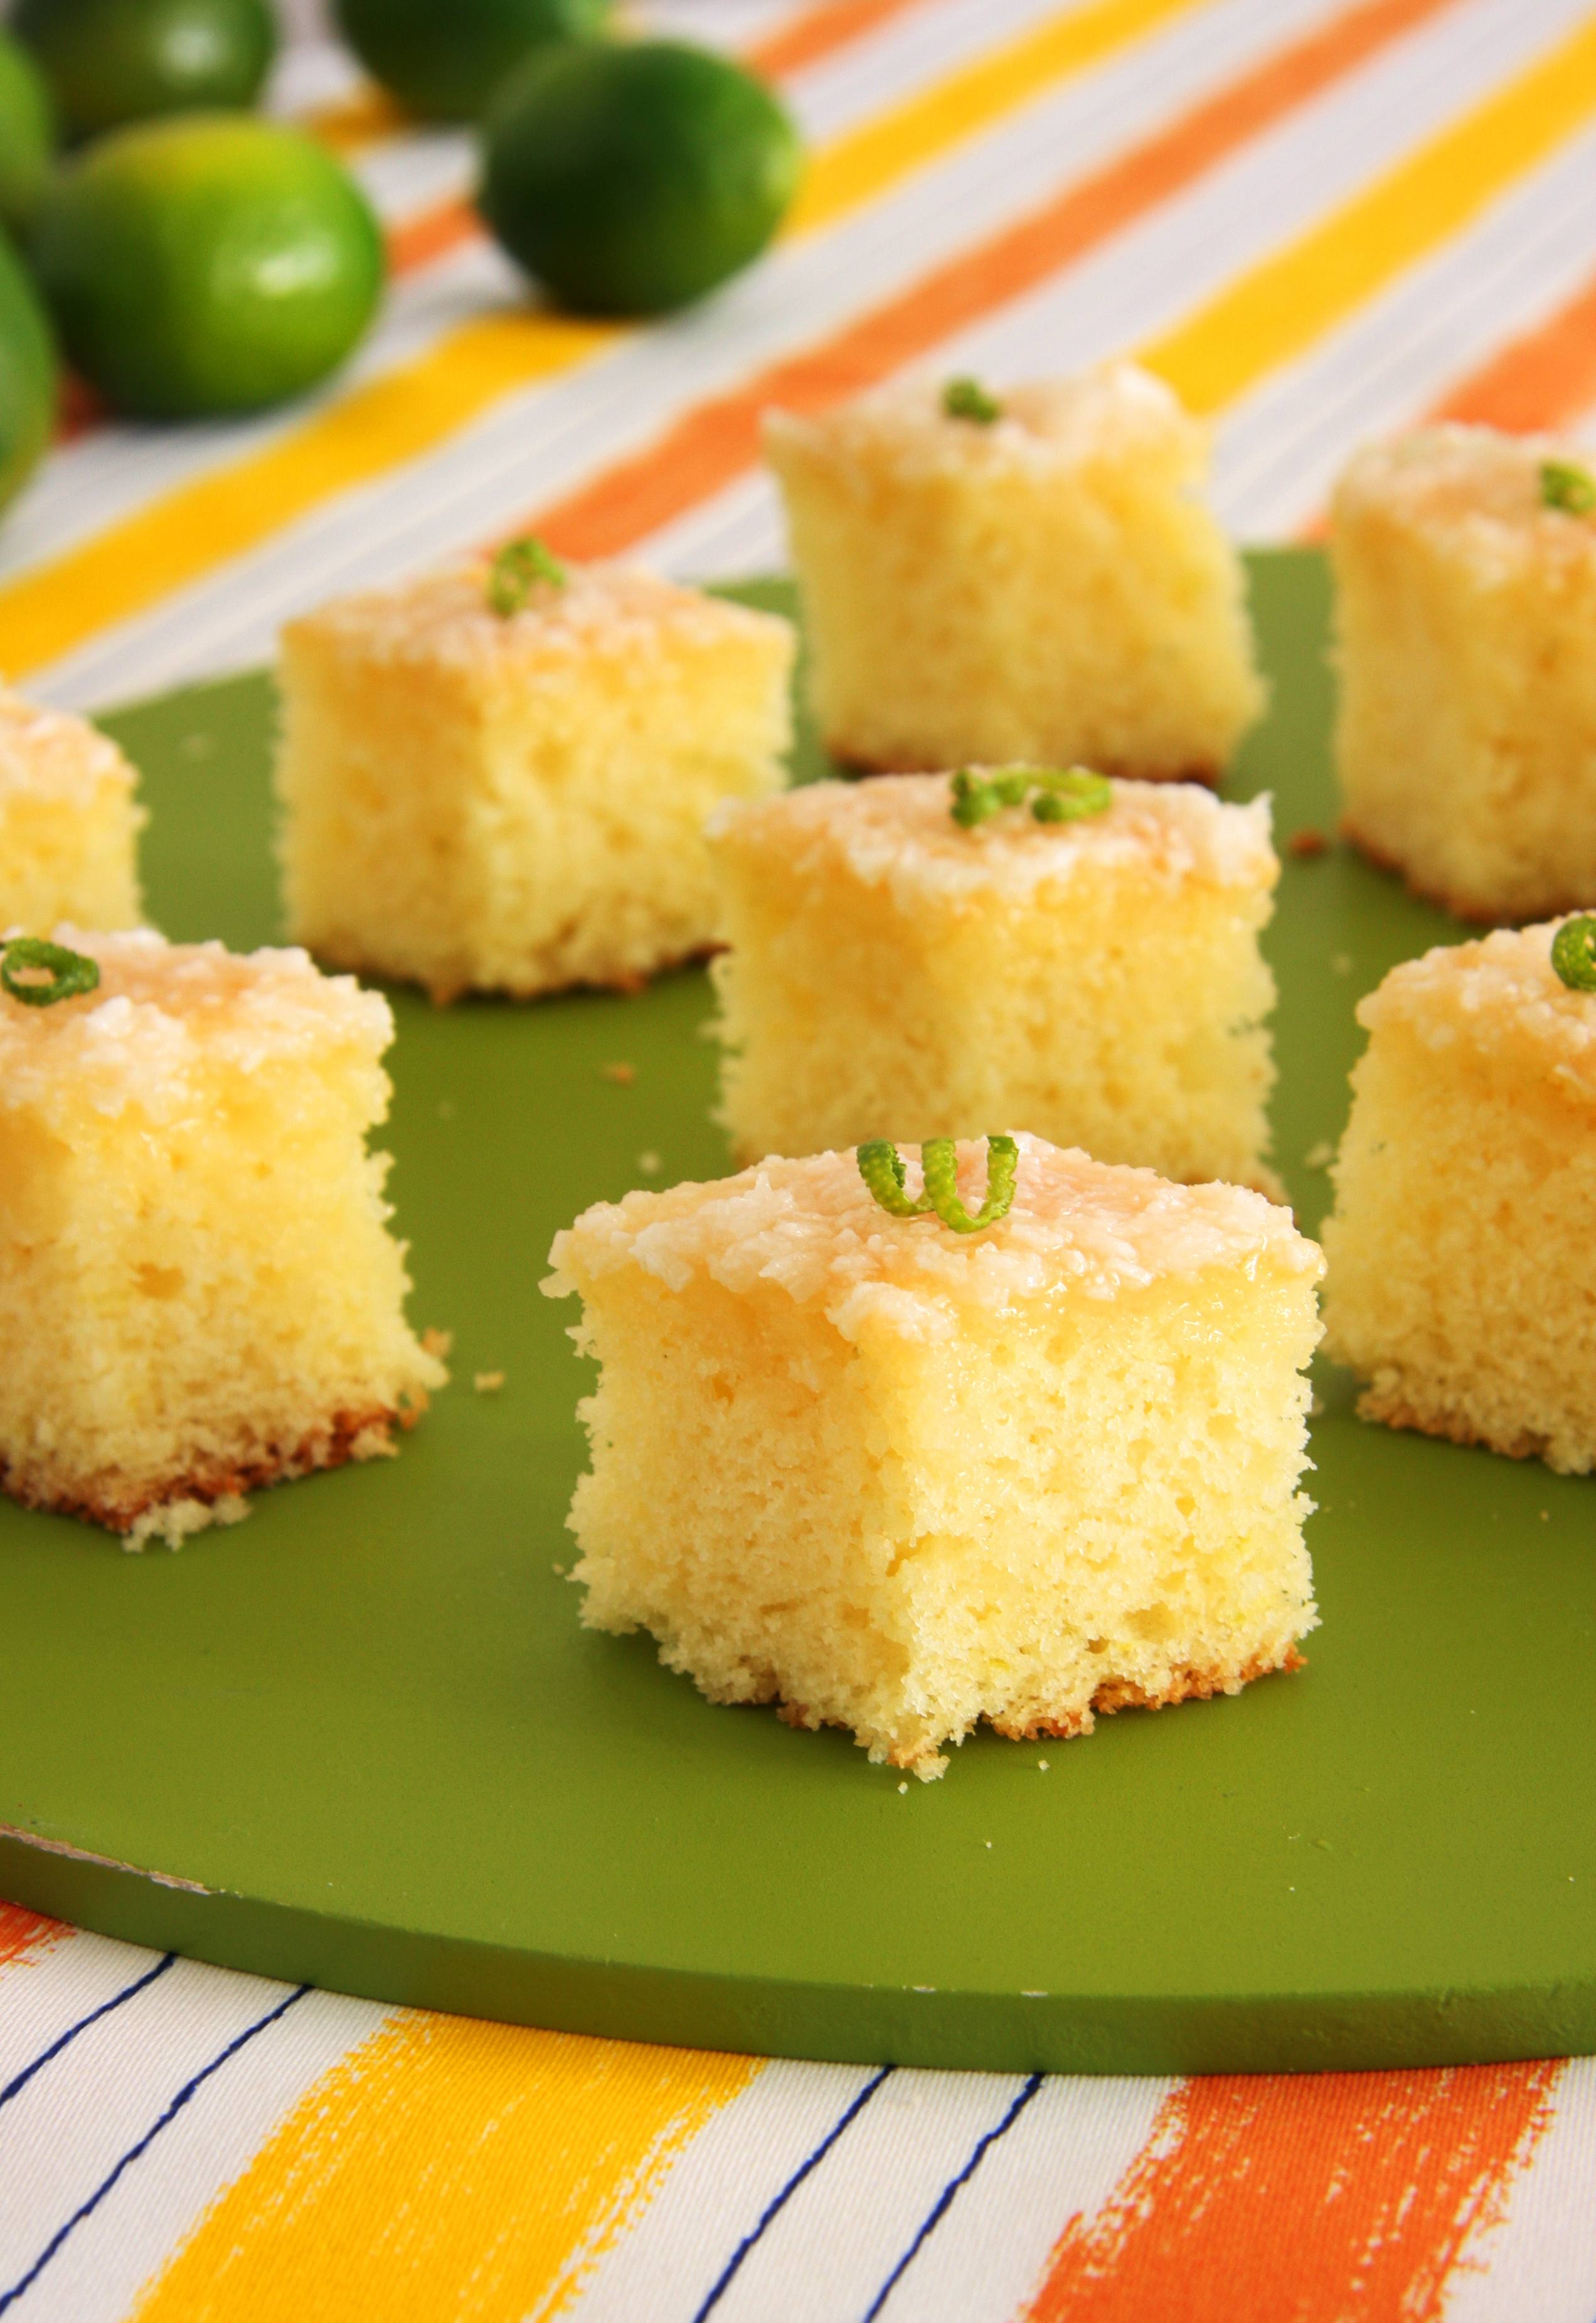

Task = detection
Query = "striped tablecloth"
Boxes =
[4,0,1596,2313]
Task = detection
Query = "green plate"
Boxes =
[1,552,1592,2076]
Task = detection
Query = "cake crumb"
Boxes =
[600,1061,636,1085]
[438,1097,455,1119]
[1288,828,1328,858]
[422,1327,454,1362]
[1331,953,1353,976]
[1541,1509,1550,1520]
[1304,1140,1334,1170]
[1038,1759,1050,1771]
[474,1370,505,1394]
[636,1150,662,1176]
[898,1781,908,1794]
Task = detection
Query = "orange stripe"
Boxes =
[0,1901,68,1967]
[524,0,1462,562]
[1022,2063,1561,2323]
[1428,270,1596,432]
[747,0,941,78]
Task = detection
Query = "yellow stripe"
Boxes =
[0,0,1205,682]
[1140,12,1596,412]
[130,2013,758,2323]
[788,0,1194,232]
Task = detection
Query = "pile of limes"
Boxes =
[0,0,803,525]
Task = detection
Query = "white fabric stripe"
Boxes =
[9,1976,392,2323]
[1439,2058,1596,2323]
[24,0,1365,705]
[1211,120,1596,537]
[0,1929,171,2100]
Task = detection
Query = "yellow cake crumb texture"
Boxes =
[0,685,146,933]
[1334,425,1596,569]
[548,1136,1322,1776]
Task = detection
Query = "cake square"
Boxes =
[1322,919,1596,1470]
[0,927,447,1546]
[764,363,1264,780]
[1332,427,1596,921]
[708,769,1279,1190]
[276,554,795,1001]
[0,685,144,934]
[546,1135,1323,1778]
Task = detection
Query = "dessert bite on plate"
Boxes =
[1332,428,1596,922]
[1323,916,1596,1473]
[708,767,1280,1191]
[545,1133,1323,1780]
[0,685,144,934]
[764,363,1263,781]
[275,543,795,1002]
[0,927,447,1547]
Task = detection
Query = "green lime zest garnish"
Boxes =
[942,376,1002,425]
[950,764,1112,830]
[1,936,100,1008]
[1551,916,1596,990]
[487,534,566,616]
[857,1135,1019,1234]
[1540,460,1596,517]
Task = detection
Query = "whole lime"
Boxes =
[0,227,56,517]
[336,0,611,124]
[479,40,802,316]
[0,32,55,237]
[28,114,384,420]
[13,0,276,144]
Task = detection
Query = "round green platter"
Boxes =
[1,552,1592,2076]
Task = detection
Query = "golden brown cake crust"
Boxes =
[1338,816,1596,925]
[1354,1382,1561,1466]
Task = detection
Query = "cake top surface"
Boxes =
[546,1133,1320,1343]
[1359,919,1596,1094]
[1334,427,1596,571]
[763,361,1199,479]
[709,772,1275,904]
[285,554,793,672]
[0,686,137,806]
[0,926,393,1121]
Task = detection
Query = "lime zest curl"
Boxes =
[942,376,1002,425]
[0,936,100,1008]
[950,763,1112,830]
[1540,460,1596,517]
[487,534,566,616]
[857,1135,1019,1234]
[1551,916,1596,991]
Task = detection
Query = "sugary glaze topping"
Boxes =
[709,773,1275,905]
[1334,427,1596,570]
[284,555,791,671]
[546,1133,1320,1343]
[0,686,138,806]
[1359,919,1596,1094]
[763,361,1201,480]
[0,926,393,1120]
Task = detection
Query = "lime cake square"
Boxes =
[709,769,1279,1189]
[0,927,447,1546]
[0,686,144,933]
[546,1135,1322,1778]
[276,553,795,1001]
[1322,919,1596,1470]
[1333,427,1596,921]
[764,363,1263,780]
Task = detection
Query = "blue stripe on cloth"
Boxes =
[0,1980,311,2316]
[859,2073,1046,2323]
[0,1953,177,2113]
[693,2065,897,2322]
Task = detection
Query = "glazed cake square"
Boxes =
[709,771,1279,1190]
[1333,427,1596,921]
[276,556,795,1000]
[1323,921,1596,1471]
[0,928,447,1546]
[546,1135,1322,1778]
[765,363,1263,781]
[0,686,144,934]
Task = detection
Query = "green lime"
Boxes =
[335,0,611,125]
[0,32,55,237]
[13,0,275,144]
[28,114,383,419]
[479,39,802,316]
[0,226,56,518]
